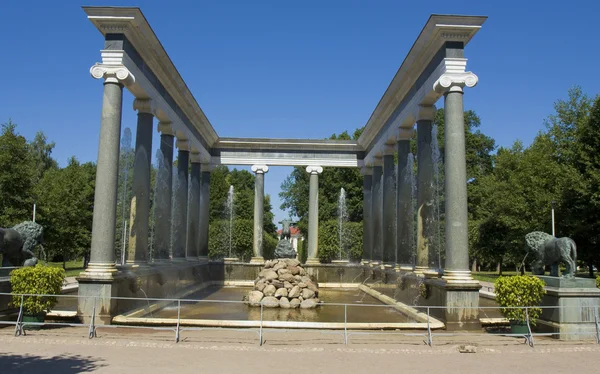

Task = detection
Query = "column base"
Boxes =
[305,257,320,265]
[442,269,479,285]
[124,261,150,269]
[399,264,414,272]
[423,269,442,278]
[224,257,240,263]
[361,260,370,265]
[383,263,394,269]
[332,259,350,264]
[151,259,172,265]
[413,265,427,275]
[369,261,381,268]
[250,256,265,264]
[78,262,118,280]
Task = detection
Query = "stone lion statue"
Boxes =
[525,231,577,278]
[0,221,44,267]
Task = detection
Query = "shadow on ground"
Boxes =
[0,353,105,373]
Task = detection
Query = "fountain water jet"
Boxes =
[431,125,444,272]
[333,187,349,263]
[224,185,238,262]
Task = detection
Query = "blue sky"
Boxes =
[1,0,598,225]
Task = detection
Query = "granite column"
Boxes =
[371,160,383,265]
[415,105,436,275]
[361,167,373,264]
[306,166,323,265]
[126,99,154,265]
[396,134,413,270]
[251,165,269,263]
[186,152,201,259]
[153,122,174,262]
[198,164,212,262]
[382,145,396,267]
[173,140,189,260]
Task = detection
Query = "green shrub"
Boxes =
[263,233,278,260]
[494,275,546,324]
[317,220,363,263]
[596,276,600,289]
[10,265,65,315]
[208,219,254,260]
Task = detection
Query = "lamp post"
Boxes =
[551,200,556,237]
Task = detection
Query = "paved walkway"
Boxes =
[1,327,599,373]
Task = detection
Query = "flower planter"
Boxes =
[509,320,529,335]
[23,312,46,330]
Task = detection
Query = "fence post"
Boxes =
[344,304,348,345]
[425,307,432,346]
[88,297,97,339]
[259,302,263,346]
[525,307,534,348]
[14,294,24,337]
[594,306,600,344]
[175,299,181,343]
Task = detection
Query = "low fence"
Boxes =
[1,292,599,347]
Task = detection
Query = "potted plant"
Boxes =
[10,265,65,329]
[494,275,546,334]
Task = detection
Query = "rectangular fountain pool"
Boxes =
[138,286,417,325]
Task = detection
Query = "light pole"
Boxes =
[551,200,556,237]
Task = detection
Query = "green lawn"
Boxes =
[46,259,84,277]
[473,270,595,284]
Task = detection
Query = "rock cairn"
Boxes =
[247,258,320,309]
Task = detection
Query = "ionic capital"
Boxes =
[360,166,373,176]
[251,165,269,174]
[372,155,383,167]
[396,128,415,141]
[133,98,154,114]
[158,121,175,136]
[305,166,323,175]
[416,105,437,122]
[176,138,189,151]
[89,64,135,86]
[201,163,214,173]
[190,151,202,163]
[383,144,395,156]
[434,72,478,93]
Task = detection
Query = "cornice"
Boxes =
[83,7,218,147]
[357,15,486,151]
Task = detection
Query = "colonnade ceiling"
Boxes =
[85,7,486,168]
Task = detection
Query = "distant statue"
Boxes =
[525,231,577,278]
[274,218,297,259]
[0,221,45,267]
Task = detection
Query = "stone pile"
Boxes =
[247,258,320,309]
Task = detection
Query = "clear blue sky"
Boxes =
[1,0,598,225]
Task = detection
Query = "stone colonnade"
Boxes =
[83,66,328,267]
[360,75,477,283]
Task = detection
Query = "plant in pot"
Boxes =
[10,265,65,329]
[494,275,546,334]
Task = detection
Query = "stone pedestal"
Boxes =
[536,276,600,340]
[77,274,123,325]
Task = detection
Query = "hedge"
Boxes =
[209,219,278,261]
[317,220,362,263]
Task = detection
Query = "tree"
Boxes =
[36,157,96,267]
[279,129,365,230]
[29,131,58,186]
[0,121,35,226]
[565,93,600,274]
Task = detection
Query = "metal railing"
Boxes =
[1,292,599,347]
